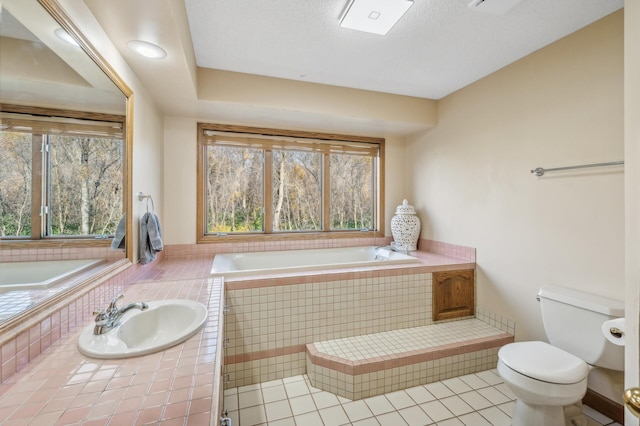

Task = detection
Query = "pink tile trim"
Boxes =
[223,258,475,291]
[418,239,476,262]
[224,344,306,365]
[306,333,513,376]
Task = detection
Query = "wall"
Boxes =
[406,11,624,343]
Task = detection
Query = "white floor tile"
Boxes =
[442,377,473,394]
[311,390,340,409]
[351,417,382,426]
[261,379,283,389]
[268,417,295,426]
[458,373,491,390]
[342,399,374,422]
[289,394,316,416]
[425,381,455,399]
[439,395,474,416]
[398,405,433,425]
[239,389,264,408]
[385,390,416,410]
[238,383,261,393]
[239,404,267,426]
[458,390,493,411]
[497,400,516,417]
[284,380,309,398]
[436,418,465,426]
[475,369,503,385]
[494,382,517,400]
[420,400,455,422]
[318,404,350,425]
[294,410,324,426]
[261,384,287,403]
[224,393,239,411]
[478,406,512,426]
[226,372,619,426]
[364,395,396,416]
[376,411,409,426]
[264,399,292,421]
[405,385,436,404]
[458,411,493,426]
[477,386,511,405]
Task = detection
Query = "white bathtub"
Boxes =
[211,246,419,277]
[0,259,104,293]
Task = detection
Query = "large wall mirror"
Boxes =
[0,0,132,327]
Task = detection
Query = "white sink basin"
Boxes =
[78,299,207,359]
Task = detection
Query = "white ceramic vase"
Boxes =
[390,199,421,252]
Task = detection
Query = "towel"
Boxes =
[111,214,126,251]
[139,212,163,265]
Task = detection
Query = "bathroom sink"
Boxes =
[77,299,207,359]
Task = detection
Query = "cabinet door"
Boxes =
[432,269,475,321]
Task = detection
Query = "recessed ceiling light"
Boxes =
[127,40,167,59]
[340,0,413,35]
[54,28,79,47]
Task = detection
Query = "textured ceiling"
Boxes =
[184,0,623,99]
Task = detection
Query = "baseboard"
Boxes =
[583,388,624,425]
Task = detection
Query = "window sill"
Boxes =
[0,238,113,250]
[197,230,385,245]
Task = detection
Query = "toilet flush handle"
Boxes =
[609,327,624,339]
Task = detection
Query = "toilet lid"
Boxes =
[498,341,589,384]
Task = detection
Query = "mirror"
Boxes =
[0,0,132,325]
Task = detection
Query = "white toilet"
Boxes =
[497,285,625,426]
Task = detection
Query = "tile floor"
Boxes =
[223,371,623,426]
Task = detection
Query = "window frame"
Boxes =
[197,123,385,243]
[0,104,126,244]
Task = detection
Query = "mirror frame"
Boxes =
[0,0,133,335]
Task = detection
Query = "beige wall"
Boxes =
[406,11,625,342]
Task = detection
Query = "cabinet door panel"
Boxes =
[433,269,475,321]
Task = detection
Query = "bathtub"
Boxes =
[0,259,104,293]
[211,246,419,277]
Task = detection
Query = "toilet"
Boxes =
[497,285,625,426]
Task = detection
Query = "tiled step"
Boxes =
[306,318,513,400]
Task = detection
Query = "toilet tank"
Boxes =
[538,285,624,371]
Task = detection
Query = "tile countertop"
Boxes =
[0,257,223,426]
[0,250,472,425]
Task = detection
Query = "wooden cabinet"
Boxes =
[432,269,475,321]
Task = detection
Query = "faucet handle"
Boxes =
[107,294,124,312]
[93,309,105,316]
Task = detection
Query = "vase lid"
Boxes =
[395,199,416,215]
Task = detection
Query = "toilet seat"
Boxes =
[498,341,588,384]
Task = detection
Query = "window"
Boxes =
[197,123,384,241]
[0,112,124,239]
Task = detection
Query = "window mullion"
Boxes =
[30,135,44,239]
[264,149,273,233]
[323,153,330,231]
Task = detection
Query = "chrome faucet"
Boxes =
[376,244,409,255]
[93,294,149,335]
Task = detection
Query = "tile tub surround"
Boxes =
[0,266,223,425]
[305,319,514,400]
[163,237,476,264]
[223,246,478,390]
